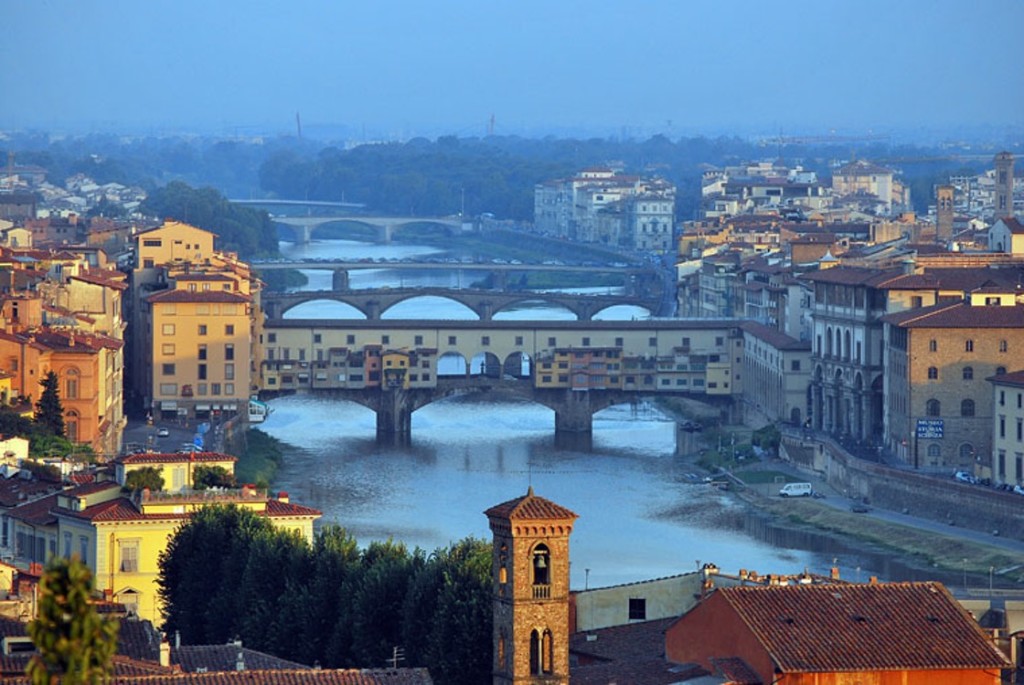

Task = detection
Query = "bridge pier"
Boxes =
[332,268,350,291]
[376,388,412,440]
[553,390,594,434]
[378,224,393,243]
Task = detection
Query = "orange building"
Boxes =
[665,582,1010,684]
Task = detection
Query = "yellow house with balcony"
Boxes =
[115,451,238,492]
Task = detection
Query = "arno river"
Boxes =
[258,234,887,590]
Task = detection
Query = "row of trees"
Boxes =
[141,181,280,257]
[158,506,492,685]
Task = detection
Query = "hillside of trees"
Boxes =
[159,506,491,685]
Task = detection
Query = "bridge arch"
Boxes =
[592,304,654,320]
[492,299,577,321]
[380,294,480,320]
[502,352,533,379]
[437,351,470,376]
[281,298,369,319]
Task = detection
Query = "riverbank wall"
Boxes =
[782,436,1024,542]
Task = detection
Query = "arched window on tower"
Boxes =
[532,544,550,598]
[542,629,554,674]
[530,630,541,675]
[498,631,507,672]
[926,399,941,417]
[498,543,508,594]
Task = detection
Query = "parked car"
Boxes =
[953,470,977,484]
[157,427,170,438]
[779,482,813,497]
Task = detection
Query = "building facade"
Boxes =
[988,370,1024,487]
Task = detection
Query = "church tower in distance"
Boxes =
[485,487,578,685]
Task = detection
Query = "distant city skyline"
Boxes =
[2,0,1023,141]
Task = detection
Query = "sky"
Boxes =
[2,0,1022,139]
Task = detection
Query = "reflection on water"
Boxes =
[261,394,868,590]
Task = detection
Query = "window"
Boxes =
[120,540,139,573]
[965,339,973,352]
[649,337,657,347]
[347,335,355,344]
[159,383,177,395]
[482,336,490,346]
[268,333,277,343]
[962,366,973,380]
[382,335,390,345]
[515,336,524,346]
[548,337,556,347]
[225,325,235,335]
[629,598,647,620]
[79,536,89,565]
[197,383,207,396]
[198,325,207,336]
[532,544,550,587]
[791,360,801,371]
[926,399,941,417]
[582,337,590,346]
[212,383,221,395]
[225,344,234,361]
[1018,418,1023,443]
[64,369,79,400]
[927,367,938,380]
[999,340,1008,353]
[198,345,207,360]
[998,366,1007,376]
[162,324,175,335]
[715,336,724,346]
[162,344,175,355]
[960,399,975,417]
[225,383,234,395]
[927,444,941,458]
[225,363,234,380]
[162,363,176,376]
[911,296,923,308]
[415,335,423,345]
[198,364,207,380]
[449,336,457,345]
[929,339,937,352]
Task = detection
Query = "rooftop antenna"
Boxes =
[295,112,302,139]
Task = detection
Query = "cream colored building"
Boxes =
[988,370,1024,487]
[742,322,811,426]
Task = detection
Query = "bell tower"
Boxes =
[936,185,954,242]
[995,152,1014,219]
[485,487,577,685]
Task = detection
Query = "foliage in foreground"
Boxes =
[27,556,119,685]
[158,506,492,685]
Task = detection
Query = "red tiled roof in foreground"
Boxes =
[484,487,578,522]
[716,582,1010,672]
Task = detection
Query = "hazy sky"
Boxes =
[3,0,1022,138]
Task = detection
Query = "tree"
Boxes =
[26,556,119,685]
[34,371,64,437]
[124,467,165,492]
[192,465,236,490]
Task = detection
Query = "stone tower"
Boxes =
[485,487,578,685]
[936,184,954,242]
[995,152,1014,219]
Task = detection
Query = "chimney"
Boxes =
[236,650,245,671]
[830,567,841,580]
[174,630,181,648]
[277,491,289,503]
[159,636,171,668]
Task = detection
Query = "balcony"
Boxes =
[532,584,551,600]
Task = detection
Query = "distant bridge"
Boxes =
[273,215,464,244]
[230,199,367,211]
[261,287,659,321]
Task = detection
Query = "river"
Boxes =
[260,235,882,590]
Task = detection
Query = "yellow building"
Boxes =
[115,451,237,493]
[131,220,264,422]
[147,283,254,421]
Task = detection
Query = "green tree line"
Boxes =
[141,181,280,257]
[158,506,491,685]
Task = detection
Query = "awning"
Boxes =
[196,404,211,411]
[225,403,238,411]
[160,401,177,410]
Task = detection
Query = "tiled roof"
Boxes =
[987,369,1024,387]
[997,217,1024,234]
[57,494,320,523]
[709,657,761,684]
[571,618,703,685]
[31,329,123,352]
[716,582,1010,672]
[799,266,901,286]
[174,644,309,672]
[8,491,60,526]
[117,451,237,466]
[265,499,322,518]
[0,477,64,509]
[882,302,1024,328]
[741,322,810,352]
[146,290,251,304]
[72,270,129,290]
[484,487,578,522]
[113,669,433,684]
[174,273,235,282]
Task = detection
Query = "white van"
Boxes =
[779,482,813,498]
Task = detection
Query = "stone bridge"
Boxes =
[273,216,463,244]
[261,287,659,321]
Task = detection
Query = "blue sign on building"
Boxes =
[916,419,944,439]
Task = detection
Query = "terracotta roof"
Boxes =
[31,329,123,352]
[264,499,322,518]
[799,266,902,286]
[484,487,578,521]
[174,644,309,672]
[174,273,235,282]
[115,669,433,684]
[571,618,700,685]
[709,657,761,684]
[0,477,64,509]
[57,494,320,523]
[117,451,237,466]
[7,491,60,526]
[997,217,1024,234]
[714,582,1010,672]
[741,322,811,352]
[71,270,129,290]
[146,290,251,304]
[987,369,1024,387]
[882,302,1024,328]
